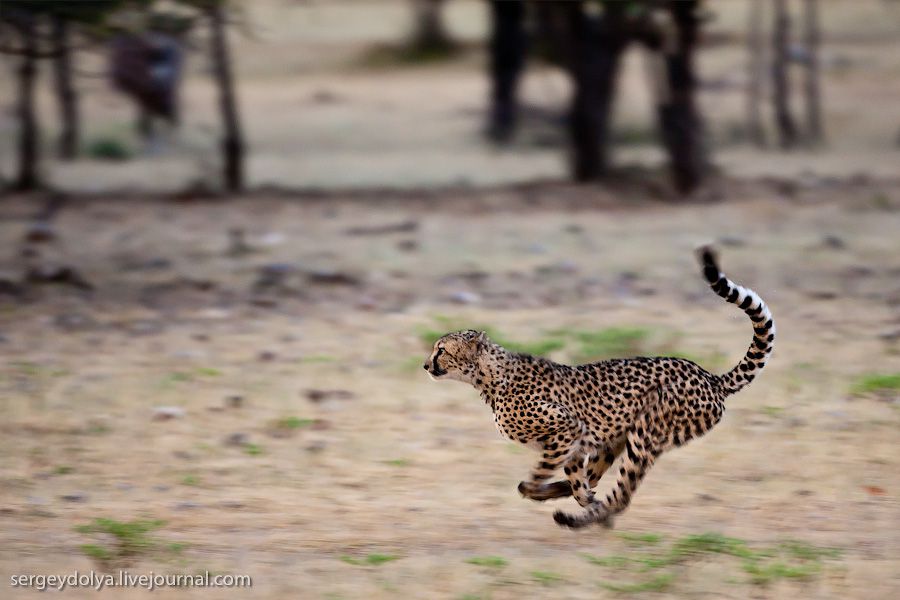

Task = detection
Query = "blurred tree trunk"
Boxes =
[772,0,797,149]
[411,0,451,51]
[15,11,40,191]
[802,0,823,144]
[208,3,244,192]
[52,15,79,160]
[487,0,526,143]
[653,1,707,193]
[746,0,766,146]
[568,2,627,181]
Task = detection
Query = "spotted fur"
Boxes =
[425,247,775,528]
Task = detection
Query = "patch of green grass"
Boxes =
[243,443,263,456]
[81,544,113,562]
[276,416,314,430]
[530,570,564,586]
[54,465,74,475]
[85,136,132,161]
[582,532,841,589]
[777,541,841,561]
[465,556,508,568]
[164,371,193,384]
[670,532,758,560]
[180,474,200,486]
[383,458,410,467]
[612,124,659,146]
[851,373,900,396]
[760,405,785,418]
[617,532,664,545]
[599,573,675,593]
[340,553,400,567]
[581,553,630,568]
[167,542,187,555]
[8,361,69,378]
[76,518,166,566]
[569,327,650,362]
[194,367,222,377]
[85,422,111,435]
[302,355,338,364]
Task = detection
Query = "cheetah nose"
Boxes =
[423,363,429,371]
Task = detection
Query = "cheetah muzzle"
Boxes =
[424,247,775,528]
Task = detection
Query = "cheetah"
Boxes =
[424,247,775,528]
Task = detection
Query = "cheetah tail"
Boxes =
[697,246,776,396]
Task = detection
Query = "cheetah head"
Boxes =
[424,330,488,383]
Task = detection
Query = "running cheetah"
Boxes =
[424,247,775,528]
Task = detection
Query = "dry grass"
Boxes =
[1,183,898,599]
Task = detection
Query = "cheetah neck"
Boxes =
[473,345,522,410]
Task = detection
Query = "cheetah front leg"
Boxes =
[517,410,583,501]
[553,431,660,529]
[522,442,624,502]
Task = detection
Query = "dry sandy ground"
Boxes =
[0,179,898,599]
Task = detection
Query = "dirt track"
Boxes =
[1,179,898,599]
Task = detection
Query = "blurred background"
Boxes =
[1,1,898,599]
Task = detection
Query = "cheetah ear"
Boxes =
[475,330,488,352]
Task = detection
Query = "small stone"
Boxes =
[305,441,327,453]
[877,328,900,342]
[305,389,355,403]
[356,295,378,311]
[307,269,361,286]
[397,239,418,252]
[786,416,806,428]
[227,228,253,256]
[249,297,278,308]
[254,263,295,289]
[26,265,93,290]
[258,232,285,247]
[152,406,186,421]
[25,222,56,243]
[718,235,746,248]
[225,395,244,409]
[61,492,87,503]
[449,290,480,305]
[257,351,277,362]
[54,312,96,331]
[174,501,200,511]
[126,320,165,336]
[224,432,247,447]
[822,234,846,249]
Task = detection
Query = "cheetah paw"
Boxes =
[518,480,571,501]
